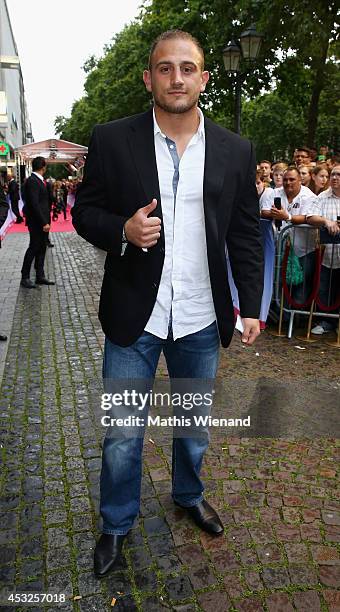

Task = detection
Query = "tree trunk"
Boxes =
[306,37,329,147]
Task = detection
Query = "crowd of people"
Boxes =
[255,145,340,335]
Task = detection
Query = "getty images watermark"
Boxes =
[98,381,251,436]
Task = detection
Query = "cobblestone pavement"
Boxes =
[0,232,339,612]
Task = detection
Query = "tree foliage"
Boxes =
[55,0,339,159]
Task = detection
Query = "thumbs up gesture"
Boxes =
[124,199,161,248]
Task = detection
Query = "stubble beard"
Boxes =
[153,93,199,115]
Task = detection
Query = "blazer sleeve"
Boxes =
[26,179,47,227]
[72,126,129,255]
[226,142,264,319]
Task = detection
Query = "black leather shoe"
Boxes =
[20,278,36,288]
[94,534,126,578]
[36,278,55,285]
[0,334,7,341]
[175,499,224,535]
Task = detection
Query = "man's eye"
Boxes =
[160,67,170,73]
[183,66,193,73]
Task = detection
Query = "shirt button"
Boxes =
[169,145,174,149]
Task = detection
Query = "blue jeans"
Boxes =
[100,322,220,534]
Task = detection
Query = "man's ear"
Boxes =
[143,70,152,93]
[200,70,209,93]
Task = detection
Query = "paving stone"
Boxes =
[188,563,217,589]
[79,595,112,611]
[292,590,321,611]
[197,589,231,611]
[257,543,283,564]
[143,515,170,536]
[234,598,265,611]
[261,567,290,589]
[284,542,310,563]
[266,593,294,612]
[311,545,340,565]
[165,575,194,602]
[141,595,169,611]
[78,571,103,596]
[322,590,340,610]
[223,573,245,598]
[46,548,72,571]
[288,564,318,585]
[176,543,207,566]
[128,546,152,570]
[210,548,240,572]
[319,565,340,587]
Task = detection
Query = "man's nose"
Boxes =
[171,67,184,85]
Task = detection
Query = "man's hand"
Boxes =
[324,219,340,236]
[241,318,260,346]
[270,206,289,221]
[43,224,50,232]
[124,199,161,248]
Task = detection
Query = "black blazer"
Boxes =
[72,109,263,348]
[8,179,19,204]
[23,174,50,227]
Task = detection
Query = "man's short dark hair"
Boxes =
[284,166,301,177]
[148,30,204,70]
[260,160,271,166]
[294,147,311,155]
[32,156,46,171]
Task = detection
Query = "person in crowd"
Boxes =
[310,164,330,196]
[259,160,272,186]
[256,170,272,209]
[7,175,23,223]
[72,29,263,578]
[293,147,311,167]
[261,166,319,302]
[61,180,68,220]
[307,164,340,334]
[318,145,329,162]
[20,157,55,288]
[272,162,288,188]
[299,165,313,188]
[0,182,9,341]
[309,147,318,162]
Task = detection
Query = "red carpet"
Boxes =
[7,211,74,234]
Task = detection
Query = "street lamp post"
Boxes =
[223,24,263,135]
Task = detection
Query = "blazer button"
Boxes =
[152,282,158,290]
[160,246,165,254]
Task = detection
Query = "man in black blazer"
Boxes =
[73,30,263,578]
[8,176,23,223]
[21,157,55,288]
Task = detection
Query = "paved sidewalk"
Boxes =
[0,232,339,611]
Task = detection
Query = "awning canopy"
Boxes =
[15,138,87,167]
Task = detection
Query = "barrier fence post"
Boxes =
[270,287,286,337]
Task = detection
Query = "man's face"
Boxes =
[330,165,340,194]
[283,170,301,198]
[259,163,271,179]
[143,38,209,115]
[294,150,311,167]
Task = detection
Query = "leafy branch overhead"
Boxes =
[54,0,339,160]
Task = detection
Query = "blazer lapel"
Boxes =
[203,118,233,246]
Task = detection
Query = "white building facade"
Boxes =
[0,0,32,181]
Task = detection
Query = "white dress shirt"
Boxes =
[145,108,216,340]
[261,185,319,257]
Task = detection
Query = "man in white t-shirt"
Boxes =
[261,167,319,303]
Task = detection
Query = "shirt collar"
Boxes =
[33,172,44,182]
[153,107,205,142]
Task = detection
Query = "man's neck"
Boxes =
[154,104,200,140]
[286,188,300,204]
[332,187,340,198]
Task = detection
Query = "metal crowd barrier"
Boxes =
[272,223,340,345]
